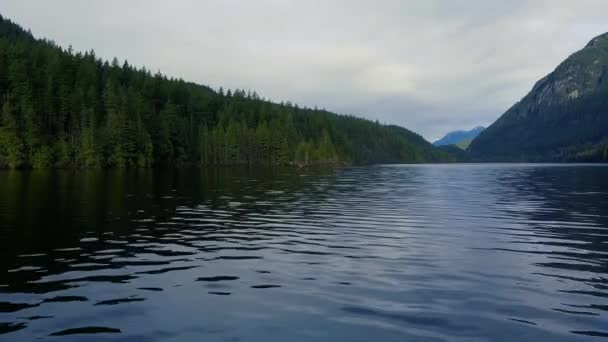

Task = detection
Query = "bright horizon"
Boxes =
[2,0,608,141]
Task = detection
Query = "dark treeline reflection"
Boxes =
[0,168,339,280]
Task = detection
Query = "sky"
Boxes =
[2,1,608,141]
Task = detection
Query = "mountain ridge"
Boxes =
[468,32,608,162]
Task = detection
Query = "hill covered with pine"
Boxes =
[0,15,461,169]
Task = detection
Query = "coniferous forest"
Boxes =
[0,15,460,169]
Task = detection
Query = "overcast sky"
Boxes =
[2,1,608,140]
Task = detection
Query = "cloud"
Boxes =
[2,0,608,140]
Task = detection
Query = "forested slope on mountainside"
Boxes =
[0,15,460,169]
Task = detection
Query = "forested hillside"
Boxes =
[0,15,459,168]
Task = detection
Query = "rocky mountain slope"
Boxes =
[468,33,608,162]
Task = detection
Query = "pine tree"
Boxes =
[0,98,25,168]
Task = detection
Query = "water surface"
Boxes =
[1,165,608,341]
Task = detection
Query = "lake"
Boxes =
[1,164,607,341]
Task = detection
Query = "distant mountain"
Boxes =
[454,139,473,150]
[433,126,485,149]
[469,32,608,162]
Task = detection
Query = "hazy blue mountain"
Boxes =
[469,32,608,162]
[433,126,485,148]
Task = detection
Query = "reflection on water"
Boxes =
[0,165,607,341]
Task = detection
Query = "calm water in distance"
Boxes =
[1,164,608,341]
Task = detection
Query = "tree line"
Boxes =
[0,15,459,168]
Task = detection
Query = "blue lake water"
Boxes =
[1,164,608,341]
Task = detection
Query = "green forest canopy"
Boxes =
[0,14,460,168]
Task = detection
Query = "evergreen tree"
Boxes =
[0,97,24,168]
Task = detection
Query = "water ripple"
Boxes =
[0,165,607,340]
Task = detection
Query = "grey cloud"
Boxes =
[2,0,608,141]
